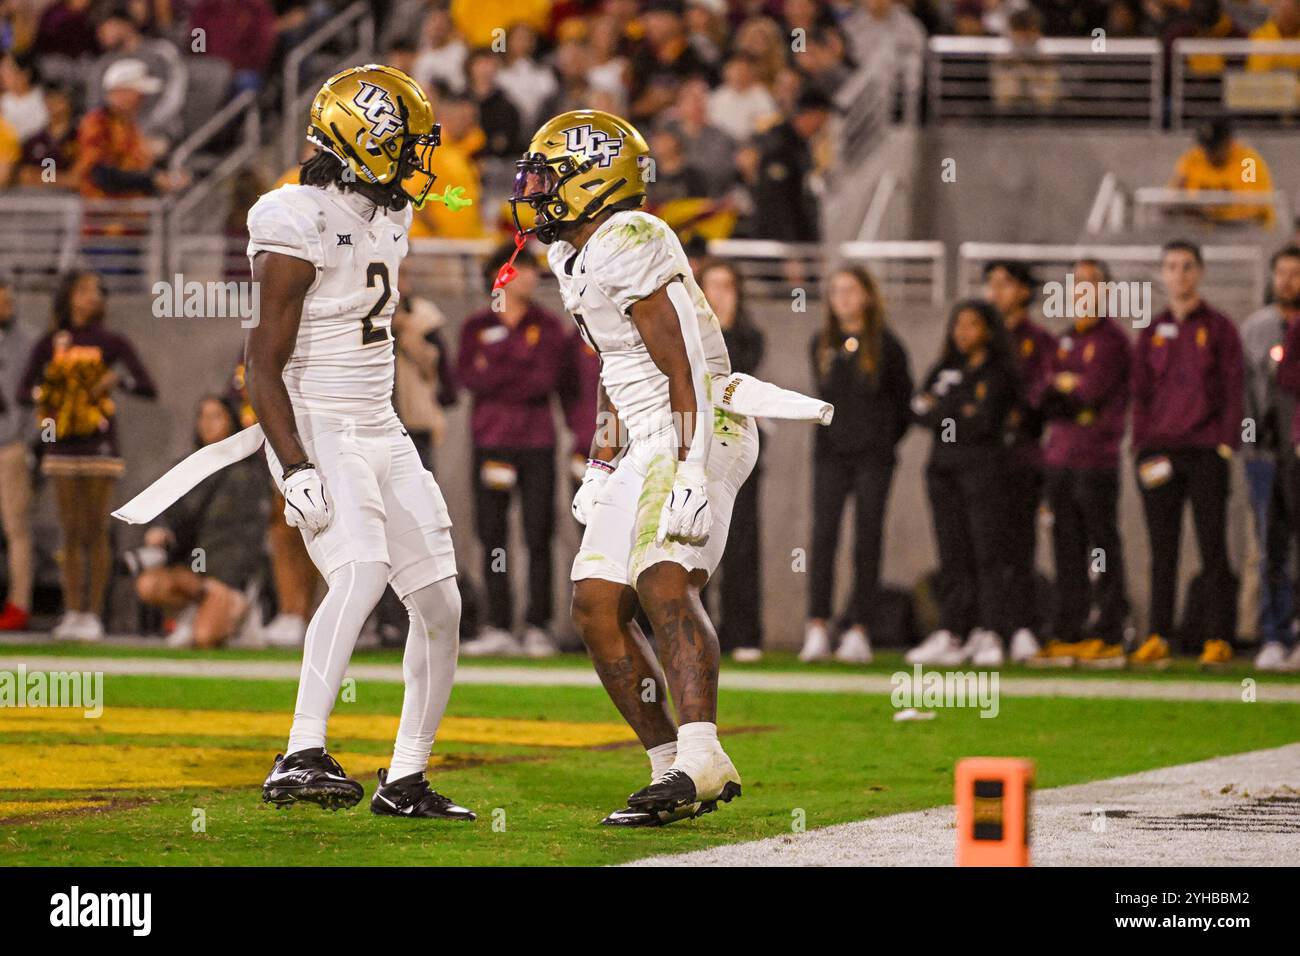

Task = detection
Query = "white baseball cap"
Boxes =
[103,58,163,95]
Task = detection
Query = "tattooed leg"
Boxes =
[635,561,719,725]
[571,577,676,749]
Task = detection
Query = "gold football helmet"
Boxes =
[307,64,439,207]
[511,110,650,243]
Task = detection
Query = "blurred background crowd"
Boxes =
[4,0,1300,673]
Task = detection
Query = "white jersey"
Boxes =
[548,210,730,441]
[246,183,412,426]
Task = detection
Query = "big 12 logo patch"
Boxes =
[563,124,624,168]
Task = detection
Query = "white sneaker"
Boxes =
[834,626,873,664]
[165,604,198,648]
[1284,644,1300,672]
[1254,642,1289,672]
[799,622,832,662]
[78,614,104,642]
[965,629,1004,668]
[905,629,965,665]
[521,626,558,658]
[1009,627,1040,662]
[51,611,81,641]
[263,613,307,648]
[732,646,763,663]
[461,627,523,657]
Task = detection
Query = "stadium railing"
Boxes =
[1170,38,1300,131]
[1085,177,1289,236]
[926,36,1163,127]
[957,241,1267,321]
[707,238,946,307]
[279,1,376,170]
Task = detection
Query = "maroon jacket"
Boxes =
[1273,314,1300,444]
[456,304,567,449]
[1131,301,1243,452]
[1006,316,1056,467]
[1041,316,1131,471]
[558,331,601,457]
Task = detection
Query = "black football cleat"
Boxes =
[262,748,364,811]
[601,802,705,827]
[627,765,743,815]
[370,769,477,820]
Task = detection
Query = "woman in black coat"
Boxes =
[801,266,913,664]
[908,299,1019,668]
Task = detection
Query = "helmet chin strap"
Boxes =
[493,231,528,290]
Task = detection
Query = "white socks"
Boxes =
[669,721,722,780]
[647,741,677,781]
[286,561,390,756]
[387,576,462,781]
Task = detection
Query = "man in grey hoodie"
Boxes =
[1241,244,1300,671]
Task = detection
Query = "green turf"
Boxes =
[1,669,1297,866]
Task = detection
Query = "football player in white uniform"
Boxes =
[507,110,758,825]
[248,65,474,818]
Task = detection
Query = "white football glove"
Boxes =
[655,460,711,545]
[572,460,613,526]
[283,466,331,534]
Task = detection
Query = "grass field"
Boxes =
[2,642,1298,866]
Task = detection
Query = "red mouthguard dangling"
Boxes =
[493,231,527,290]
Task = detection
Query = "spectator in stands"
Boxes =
[1246,0,1300,71]
[685,0,729,68]
[661,76,736,197]
[540,35,597,118]
[1162,0,1242,78]
[451,0,550,49]
[19,269,158,642]
[907,300,1017,668]
[1,52,47,145]
[647,126,707,204]
[799,23,855,100]
[696,259,768,661]
[983,260,1054,662]
[801,266,912,665]
[497,22,558,132]
[413,5,468,95]
[750,87,832,243]
[1037,258,1132,668]
[408,89,484,238]
[17,85,74,187]
[72,59,189,199]
[456,246,567,659]
[708,53,779,144]
[392,272,458,472]
[1242,245,1300,671]
[0,276,34,632]
[629,0,716,122]
[587,12,631,108]
[132,396,264,648]
[465,47,524,159]
[1131,240,1243,667]
[90,4,187,146]
[188,0,277,93]
[733,15,788,87]
[0,112,18,187]
[33,0,99,59]
[842,0,925,94]
[1226,0,1273,33]
[1170,117,1276,227]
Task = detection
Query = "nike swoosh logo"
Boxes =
[375,792,415,815]
[393,233,402,242]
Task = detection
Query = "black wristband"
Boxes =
[281,461,315,481]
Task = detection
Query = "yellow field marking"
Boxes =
[0,798,106,820]
[0,742,504,792]
[0,706,637,748]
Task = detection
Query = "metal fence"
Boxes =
[957,241,1266,321]
[1171,38,1300,131]
[926,36,1163,127]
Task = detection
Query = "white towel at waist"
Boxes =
[112,423,266,525]
[713,372,834,425]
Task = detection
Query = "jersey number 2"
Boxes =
[362,262,391,345]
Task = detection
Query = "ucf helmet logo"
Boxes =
[563,124,624,169]
[353,81,404,151]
